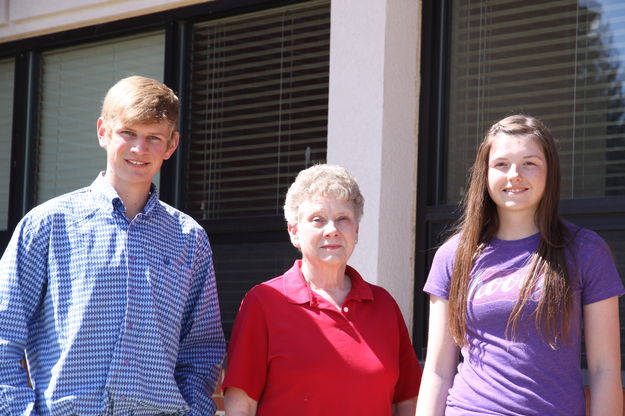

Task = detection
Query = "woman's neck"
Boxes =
[300,260,351,309]
[301,260,349,289]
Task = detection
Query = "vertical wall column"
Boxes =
[327,0,421,329]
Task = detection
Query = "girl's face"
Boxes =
[487,133,547,220]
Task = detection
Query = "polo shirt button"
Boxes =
[343,306,349,312]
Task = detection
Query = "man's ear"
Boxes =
[97,117,108,149]
[164,131,180,160]
[287,223,299,248]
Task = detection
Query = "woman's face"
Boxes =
[288,195,359,268]
[487,133,547,220]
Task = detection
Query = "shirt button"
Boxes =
[130,255,137,261]
[127,322,133,329]
[343,306,349,313]
[124,359,130,366]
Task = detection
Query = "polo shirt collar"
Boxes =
[283,259,374,305]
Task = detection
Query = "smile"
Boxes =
[503,188,527,194]
[127,160,147,166]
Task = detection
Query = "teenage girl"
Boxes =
[415,115,623,416]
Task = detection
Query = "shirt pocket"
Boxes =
[148,257,194,346]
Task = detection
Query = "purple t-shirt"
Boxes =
[424,223,624,416]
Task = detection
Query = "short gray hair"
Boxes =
[283,164,364,225]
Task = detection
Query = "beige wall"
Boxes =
[327,0,422,330]
[0,0,208,42]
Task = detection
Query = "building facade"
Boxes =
[1,0,624,392]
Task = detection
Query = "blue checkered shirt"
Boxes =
[0,174,226,416]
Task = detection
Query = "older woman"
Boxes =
[223,164,422,415]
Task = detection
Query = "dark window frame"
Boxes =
[414,0,452,358]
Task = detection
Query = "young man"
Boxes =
[0,76,226,415]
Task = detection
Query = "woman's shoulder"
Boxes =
[365,282,395,301]
[243,263,305,303]
[246,274,287,297]
[345,267,399,306]
[236,276,288,319]
[361,282,407,322]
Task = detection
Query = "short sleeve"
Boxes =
[222,287,269,401]
[392,300,422,403]
[423,235,460,299]
[572,230,625,305]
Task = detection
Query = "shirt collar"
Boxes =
[283,259,374,305]
[90,172,160,215]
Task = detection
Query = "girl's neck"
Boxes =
[495,210,539,240]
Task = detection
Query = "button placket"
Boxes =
[108,223,146,406]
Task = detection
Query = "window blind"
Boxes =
[38,32,165,204]
[446,0,625,204]
[186,0,330,220]
[442,0,625,369]
[0,58,15,230]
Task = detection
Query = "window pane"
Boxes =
[38,32,165,204]
[213,240,298,338]
[446,0,625,203]
[186,0,330,220]
[0,58,15,231]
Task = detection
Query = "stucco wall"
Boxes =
[0,0,208,43]
[327,0,421,330]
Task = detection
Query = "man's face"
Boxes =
[97,117,179,193]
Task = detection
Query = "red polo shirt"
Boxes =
[223,260,421,415]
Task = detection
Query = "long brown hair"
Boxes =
[448,115,570,349]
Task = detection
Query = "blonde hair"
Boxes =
[284,164,364,225]
[101,76,179,136]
